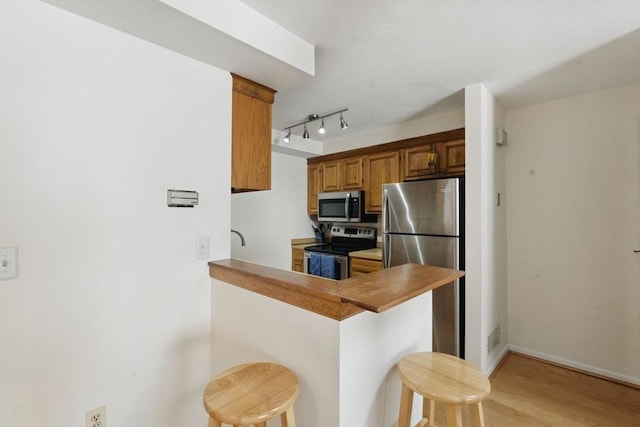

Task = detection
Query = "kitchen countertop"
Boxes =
[349,247,382,261]
[209,259,464,320]
[291,237,316,245]
[291,237,321,250]
[291,238,382,261]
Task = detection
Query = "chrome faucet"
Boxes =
[230,229,246,246]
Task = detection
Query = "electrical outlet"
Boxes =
[196,236,209,259]
[86,405,106,427]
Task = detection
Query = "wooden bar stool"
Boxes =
[397,352,490,427]
[203,362,299,427]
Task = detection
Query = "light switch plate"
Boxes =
[196,236,209,260]
[0,247,18,280]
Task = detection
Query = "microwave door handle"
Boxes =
[345,192,351,221]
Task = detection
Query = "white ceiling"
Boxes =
[44,0,640,146]
[240,0,640,142]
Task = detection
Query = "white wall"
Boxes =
[339,293,432,427]
[0,1,231,426]
[464,84,508,373]
[210,278,432,427]
[505,83,640,384]
[231,151,314,269]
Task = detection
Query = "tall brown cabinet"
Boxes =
[231,74,276,193]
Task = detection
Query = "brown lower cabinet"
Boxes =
[349,257,382,277]
[292,247,304,272]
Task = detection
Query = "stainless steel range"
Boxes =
[303,225,377,280]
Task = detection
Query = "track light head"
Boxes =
[340,113,348,130]
[318,118,326,134]
[303,124,309,139]
[283,129,291,143]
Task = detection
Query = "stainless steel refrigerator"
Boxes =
[382,177,464,357]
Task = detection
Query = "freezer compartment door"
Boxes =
[383,178,459,236]
[384,234,459,269]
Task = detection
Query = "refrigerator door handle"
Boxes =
[382,189,389,233]
[383,234,391,268]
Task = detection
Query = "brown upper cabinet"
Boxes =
[320,157,364,192]
[342,157,364,190]
[307,128,465,215]
[321,160,342,192]
[364,151,400,213]
[231,74,276,193]
[307,164,322,214]
[402,138,465,181]
[441,139,466,175]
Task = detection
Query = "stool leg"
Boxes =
[445,404,462,427]
[281,405,296,427]
[423,398,436,426]
[470,402,486,427]
[397,383,414,427]
[207,418,221,427]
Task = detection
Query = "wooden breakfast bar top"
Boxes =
[208,259,465,321]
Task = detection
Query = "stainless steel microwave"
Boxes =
[318,191,368,223]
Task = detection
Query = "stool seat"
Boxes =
[203,362,299,427]
[397,352,490,427]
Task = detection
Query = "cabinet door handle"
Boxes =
[634,250,640,253]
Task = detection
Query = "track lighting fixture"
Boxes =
[282,108,348,143]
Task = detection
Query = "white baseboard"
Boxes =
[508,344,640,387]
[484,344,510,377]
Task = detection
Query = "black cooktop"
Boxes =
[305,237,376,257]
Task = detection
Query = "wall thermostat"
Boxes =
[167,189,198,207]
[496,128,508,146]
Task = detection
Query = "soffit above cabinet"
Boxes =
[42,0,315,92]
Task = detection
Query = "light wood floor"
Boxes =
[431,352,640,426]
